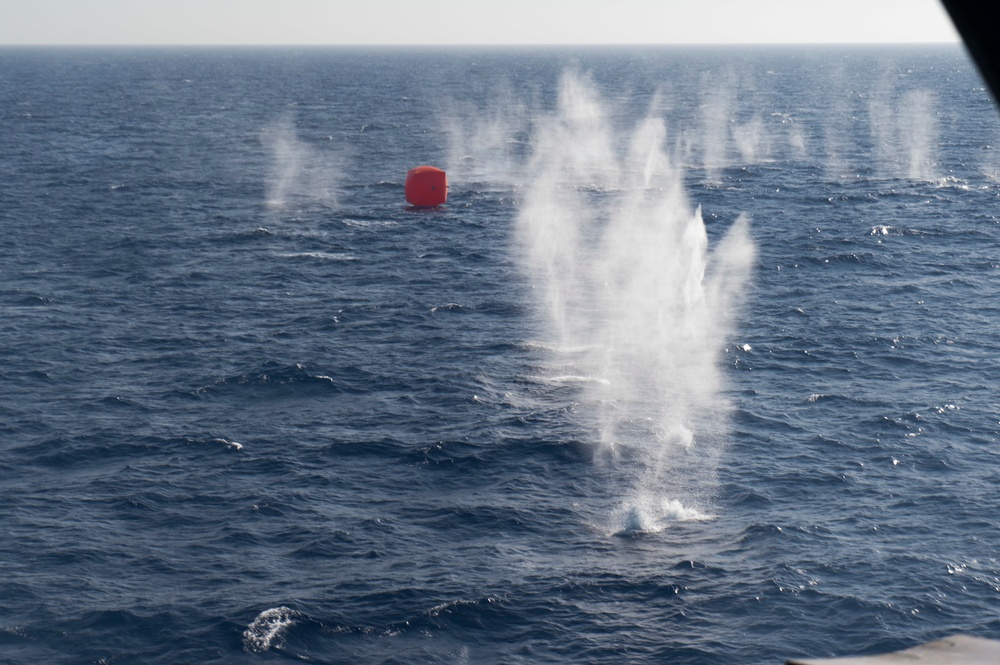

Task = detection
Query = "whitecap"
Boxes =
[543,374,611,385]
[430,303,464,313]
[243,606,299,653]
[342,218,397,228]
[930,175,970,189]
[212,437,243,451]
[521,340,594,354]
[276,251,357,261]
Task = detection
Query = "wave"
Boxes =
[243,606,300,653]
[194,361,350,398]
[538,374,611,385]
[275,251,358,261]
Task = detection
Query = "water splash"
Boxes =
[243,606,299,653]
[613,496,714,536]
[686,70,777,179]
[869,86,939,180]
[443,84,530,188]
[516,71,756,529]
[262,114,347,209]
[697,82,734,181]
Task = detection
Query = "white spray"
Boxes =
[443,83,531,188]
[515,71,756,533]
[261,114,347,209]
[869,86,939,181]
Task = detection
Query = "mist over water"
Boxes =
[262,114,347,209]
[869,87,939,180]
[511,72,756,532]
[443,86,530,188]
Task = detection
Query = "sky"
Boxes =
[0,0,960,46]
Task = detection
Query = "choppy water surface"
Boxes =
[2,45,1000,664]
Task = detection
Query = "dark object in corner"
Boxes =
[941,0,1000,105]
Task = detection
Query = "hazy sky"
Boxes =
[0,0,960,46]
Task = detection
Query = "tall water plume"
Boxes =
[681,70,778,180]
[869,84,939,180]
[443,82,531,188]
[516,72,755,532]
[262,114,347,209]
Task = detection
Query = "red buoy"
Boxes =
[405,165,448,207]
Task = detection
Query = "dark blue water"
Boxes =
[2,45,1000,664]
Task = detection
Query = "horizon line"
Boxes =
[0,40,964,48]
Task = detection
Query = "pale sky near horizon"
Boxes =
[0,0,960,46]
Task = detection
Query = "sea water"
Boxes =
[2,45,1000,664]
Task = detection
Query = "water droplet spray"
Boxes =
[515,71,756,534]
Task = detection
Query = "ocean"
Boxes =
[2,44,999,664]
